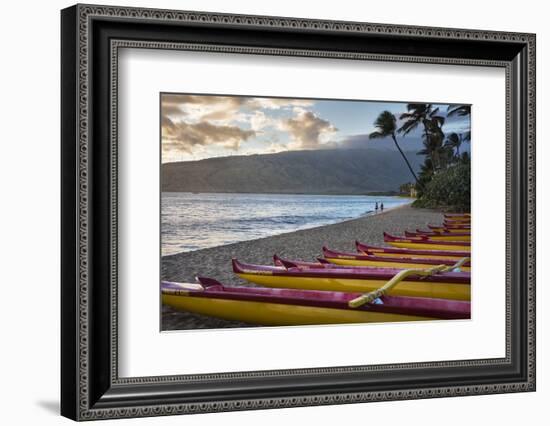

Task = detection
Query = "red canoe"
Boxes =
[356,241,471,260]
[322,246,471,269]
[162,278,471,324]
[428,224,471,231]
[233,258,471,300]
[404,230,471,239]
[273,254,331,269]
[384,232,471,248]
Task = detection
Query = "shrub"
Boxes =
[413,163,470,212]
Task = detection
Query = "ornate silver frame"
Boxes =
[61,4,535,420]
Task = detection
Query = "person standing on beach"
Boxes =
[381,202,384,212]
[375,202,378,213]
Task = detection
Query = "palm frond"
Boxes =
[447,104,471,117]
[368,131,385,139]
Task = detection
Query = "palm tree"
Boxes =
[369,111,421,187]
[416,158,434,197]
[447,105,471,142]
[398,104,446,171]
[445,132,467,158]
[447,104,471,117]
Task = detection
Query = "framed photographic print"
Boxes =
[61,4,536,421]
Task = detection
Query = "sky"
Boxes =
[161,94,471,163]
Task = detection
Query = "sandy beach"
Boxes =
[161,204,444,331]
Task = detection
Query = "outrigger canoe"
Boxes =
[404,230,471,242]
[356,241,471,261]
[321,247,471,272]
[384,232,471,251]
[444,213,470,219]
[273,254,330,269]
[428,224,471,233]
[162,278,470,325]
[233,259,470,301]
[418,228,470,235]
[274,254,413,272]
[444,219,470,226]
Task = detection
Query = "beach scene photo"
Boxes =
[160,94,472,331]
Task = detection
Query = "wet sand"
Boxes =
[161,205,444,330]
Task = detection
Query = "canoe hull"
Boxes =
[356,241,471,260]
[325,256,471,272]
[383,232,471,251]
[387,240,471,251]
[408,233,471,242]
[363,250,467,260]
[428,225,471,233]
[162,294,434,325]
[235,272,470,301]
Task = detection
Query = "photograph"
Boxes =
[160,94,472,330]
[58,3,536,420]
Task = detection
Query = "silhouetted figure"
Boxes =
[380,203,384,212]
[375,202,379,212]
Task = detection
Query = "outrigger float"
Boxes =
[320,247,471,271]
[161,276,471,326]
[232,258,471,301]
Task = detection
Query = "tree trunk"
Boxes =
[391,134,422,188]
[423,127,437,172]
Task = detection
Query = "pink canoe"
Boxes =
[355,241,471,260]
[162,278,471,325]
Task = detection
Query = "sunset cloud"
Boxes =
[282,109,337,150]
[160,94,470,163]
[161,94,248,124]
[162,116,256,155]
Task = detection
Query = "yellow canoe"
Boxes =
[321,247,471,272]
[162,278,470,325]
[384,233,470,252]
[405,230,471,242]
[356,241,471,261]
[233,259,471,301]
[428,225,471,233]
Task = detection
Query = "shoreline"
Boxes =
[162,190,413,197]
[162,205,443,331]
[162,199,415,259]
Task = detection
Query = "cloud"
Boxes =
[161,94,315,124]
[161,94,249,124]
[339,133,424,152]
[162,117,256,156]
[281,109,337,150]
[250,97,314,110]
[160,94,338,160]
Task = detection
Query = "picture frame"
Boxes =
[61,3,536,421]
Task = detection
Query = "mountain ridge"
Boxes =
[162,148,422,195]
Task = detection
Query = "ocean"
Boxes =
[161,192,412,255]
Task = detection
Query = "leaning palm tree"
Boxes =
[369,111,421,187]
